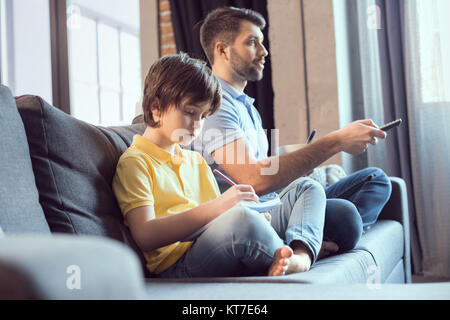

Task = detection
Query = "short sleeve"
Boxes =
[196,98,247,157]
[112,155,154,216]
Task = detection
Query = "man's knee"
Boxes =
[324,199,363,251]
[367,167,392,198]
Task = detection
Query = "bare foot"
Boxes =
[285,240,314,274]
[268,246,293,276]
[286,251,312,274]
[317,241,339,260]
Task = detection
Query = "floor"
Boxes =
[412,274,450,283]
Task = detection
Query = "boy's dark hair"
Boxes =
[142,53,222,127]
[200,7,266,64]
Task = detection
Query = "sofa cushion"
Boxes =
[0,86,51,234]
[354,220,404,283]
[15,95,145,257]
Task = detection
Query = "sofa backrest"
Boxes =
[14,94,146,266]
[0,86,51,234]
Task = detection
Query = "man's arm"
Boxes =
[212,119,387,195]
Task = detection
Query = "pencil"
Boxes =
[213,169,236,186]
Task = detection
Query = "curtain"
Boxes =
[335,0,450,278]
[402,0,450,278]
[169,0,275,152]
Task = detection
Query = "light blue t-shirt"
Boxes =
[190,76,274,199]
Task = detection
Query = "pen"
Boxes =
[213,169,236,186]
[306,129,316,144]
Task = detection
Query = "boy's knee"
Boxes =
[229,206,275,242]
[296,178,326,198]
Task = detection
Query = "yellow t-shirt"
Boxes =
[112,135,221,274]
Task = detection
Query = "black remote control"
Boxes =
[380,119,402,131]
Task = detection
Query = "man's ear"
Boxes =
[215,41,229,61]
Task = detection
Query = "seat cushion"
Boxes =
[146,219,404,284]
[354,220,404,282]
[15,95,145,257]
[0,86,50,234]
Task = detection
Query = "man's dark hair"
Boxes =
[142,52,222,127]
[200,7,266,64]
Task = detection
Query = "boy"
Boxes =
[113,53,327,278]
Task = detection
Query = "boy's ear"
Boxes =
[150,98,161,120]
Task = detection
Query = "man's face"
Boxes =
[228,20,268,82]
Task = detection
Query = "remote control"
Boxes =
[380,119,402,131]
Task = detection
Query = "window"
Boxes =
[0,0,9,86]
[414,0,450,104]
[66,0,142,126]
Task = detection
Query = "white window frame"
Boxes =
[66,2,141,126]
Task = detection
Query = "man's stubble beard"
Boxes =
[229,47,263,82]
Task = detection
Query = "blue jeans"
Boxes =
[158,178,326,278]
[323,167,392,252]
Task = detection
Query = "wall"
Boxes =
[140,0,160,85]
[141,0,342,165]
[269,0,341,165]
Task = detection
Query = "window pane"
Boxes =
[71,82,99,124]
[98,23,120,90]
[416,0,450,103]
[0,0,9,86]
[120,32,141,92]
[122,94,140,124]
[67,16,97,84]
[121,31,142,124]
[100,89,121,125]
[66,0,141,126]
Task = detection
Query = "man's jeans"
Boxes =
[323,167,392,251]
[158,179,326,278]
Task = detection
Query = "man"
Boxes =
[192,7,392,257]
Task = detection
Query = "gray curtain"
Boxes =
[335,0,450,277]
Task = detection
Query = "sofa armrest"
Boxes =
[378,176,412,283]
[0,234,147,299]
[379,177,409,224]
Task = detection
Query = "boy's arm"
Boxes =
[126,184,258,252]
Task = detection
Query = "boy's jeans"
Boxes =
[159,167,391,278]
[159,178,326,278]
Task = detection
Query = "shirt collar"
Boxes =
[216,76,255,106]
[132,135,188,165]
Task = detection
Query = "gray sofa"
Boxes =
[0,85,413,299]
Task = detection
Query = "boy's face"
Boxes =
[158,100,211,146]
[226,20,268,82]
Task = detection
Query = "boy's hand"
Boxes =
[218,184,259,212]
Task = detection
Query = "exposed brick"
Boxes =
[160,23,173,35]
[159,0,170,12]
[158,0,176,55]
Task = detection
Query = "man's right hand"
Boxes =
[333,119,387,155]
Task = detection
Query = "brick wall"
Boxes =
[159,0,177,56]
